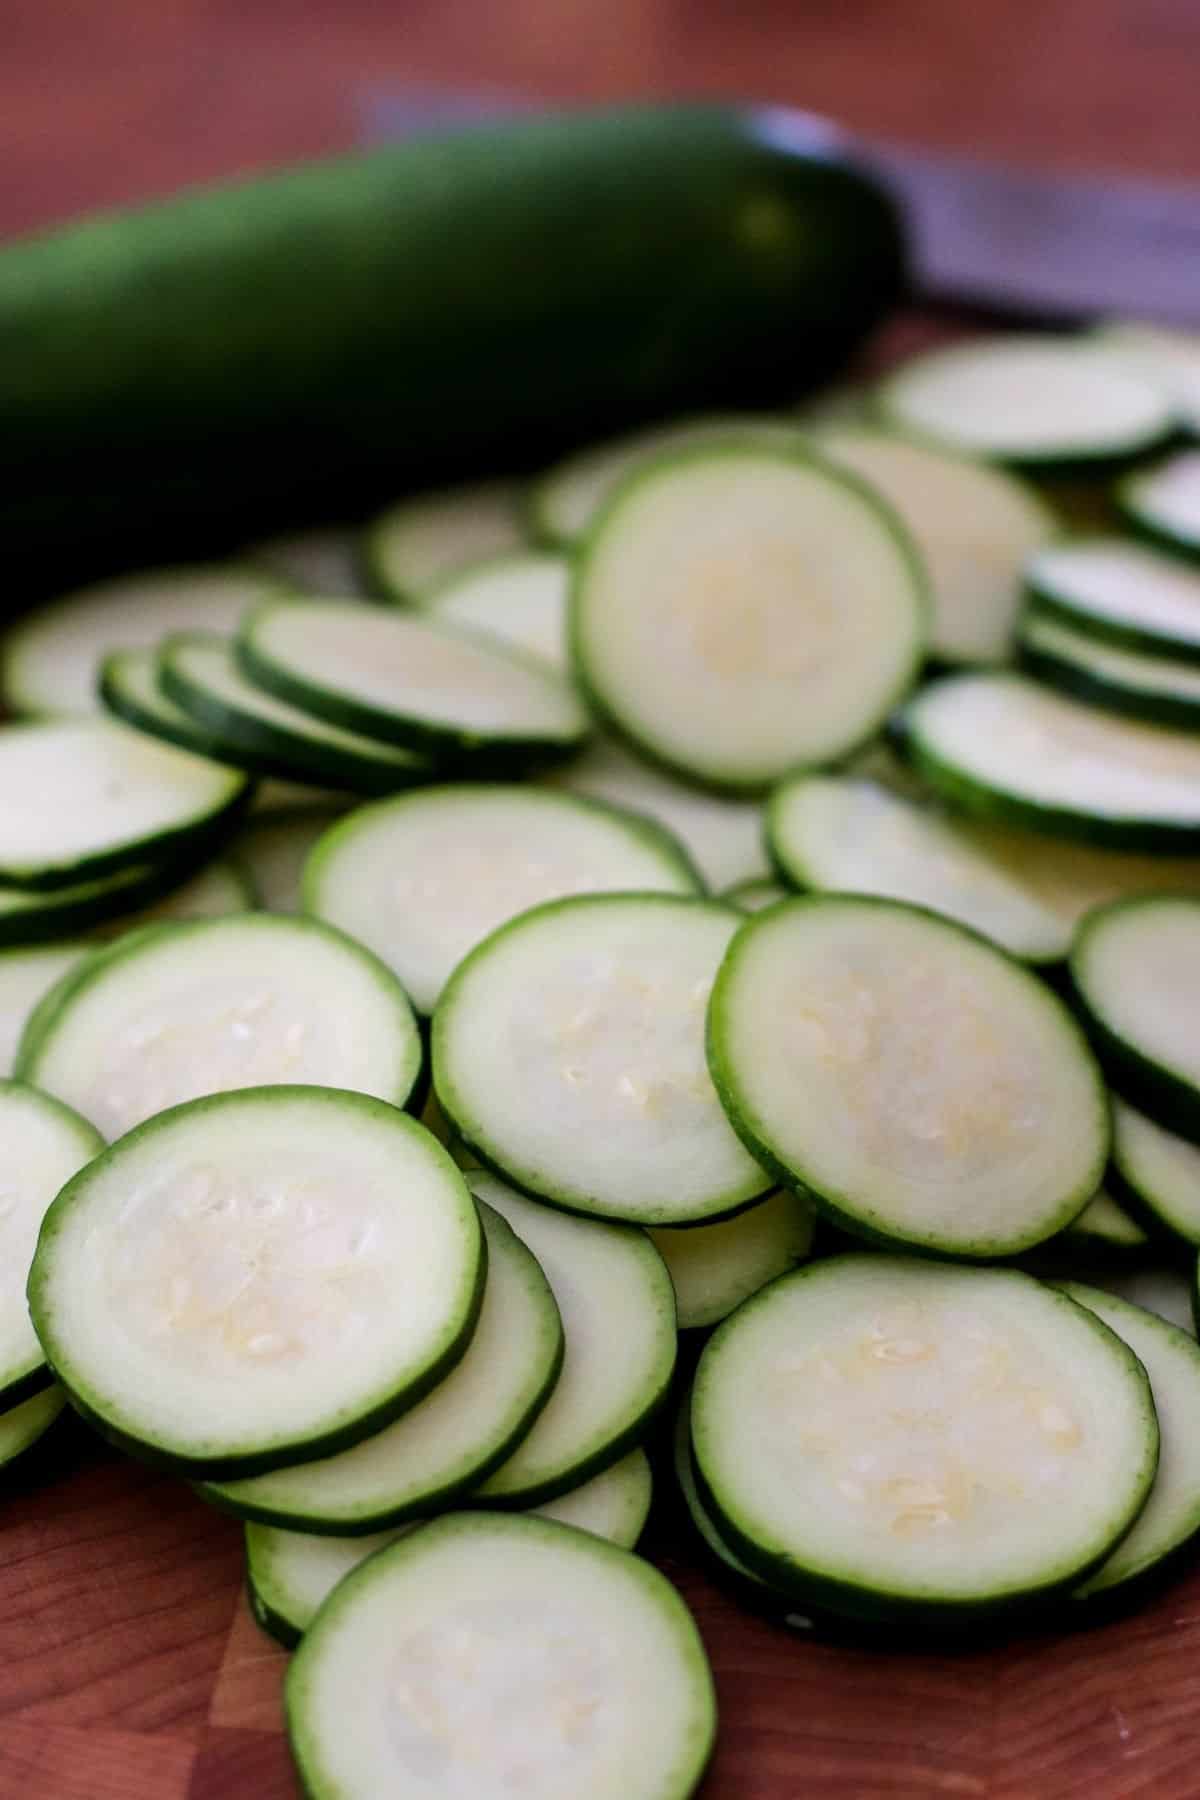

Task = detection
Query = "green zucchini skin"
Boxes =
[1016,632,1200,735]
[0,106,904,593]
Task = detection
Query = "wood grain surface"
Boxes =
[3,4,1199,1796]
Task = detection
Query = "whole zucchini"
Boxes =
[0,104,904,587]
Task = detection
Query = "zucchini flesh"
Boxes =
[1059,1188,1148,1254]
[956,817,1200,931]
[365,483,526,601]
[100,646,298,775]
[1087,321,1200,436]
[1026,539,1200,664]
[0,944,89,1074]
[531,1448,652,1550]
[233,805,347,911]
[1112,1100,1200,1246]
[1120,451,1200,560]
[649,1189,814,1330]
[1019,611,1200,729]
[423,553,569,671]
[0,855,241,950]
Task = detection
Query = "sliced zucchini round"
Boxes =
[435,894,770,1226]
[1071,895,1200,1140]
[200,1200,563,1532]
[285,1513,716,1800]
[0,856,235,950]
[692,1257,1158,1618]
[529,413,804,546]
[573,447,926,790]
[0,719,249,890]
[877,336,1174,468]
[1119,451,1200,563]
[549,735,770,890]
[28,1087,483,1476]
[1018,610,1200,732]
[469,1173,676,1506]
[1064,1284,1200,1600]
[1059,1188,1148,1255]
[17,912,423,1140]
[724,876,789,912]
[160,633,436,794]
[248,528,364,595]
[709,895,1107,1258]
[100,646,296,776]
[1087,320,1200,437]
[0,564,285,717]
[650,1189,814,1331]
[305,785,701,1015]
[812,424,1057,663]
[903,672,1200,851]
[531,1448,652,1550]
[767,774,1070,962]
[1112,1100,1200,1246]
[0,1385,68,1471]
[0,943,89,1074]
[240,599,588,765]
[233,805,346,911]
[422,553,570,671]
[0,1082,102,1408]
[364,481,526,602]
[1026,539,1200,665]
[956,817,1200,932]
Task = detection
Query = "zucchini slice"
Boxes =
[532,1447,652,1550]
[903,672,1200,851]
[422,552,570,672]
[709,895,1107,1258]
[1112,1100,1200,1246]
[649,1189,814,1331]
[692,1257,1158,1619]
[239,599,588,764]
[1087,1265,1196,1336]
[1064,1284,1200,1600]
[956,816,1200,931]
[0,855,239,950]
[304,785,701,1015]
[0,1081,101,1408]
[233,805,347,912]
[1120,451,1200,563]
[1059,1188,1148,1255]
[248,528,364,595]
[549,735,770,890]
[100,646,293,774]
[1026,539,1200,665]
[364,482,526,602]
[1019,611,1200,731]
[0,719,249,890]
[767,774,1070,962]
[0,564,285,717]
[0,1385,68,1471]
[1087,321,1200,437]
[469,1172,676,1506]
[17,912,423,1140]
[572,447,926,790]
[435,894,770,1226]
[160,633,436,794]
[1071,895,1200,1140]
[811,424,1057,663]
[723,876,789,912]
[28,1087,483,1476]
[284,1514,716,1800]
[200,1201,563,1533]
[0,943,89,1073]
[877,336,1174,468]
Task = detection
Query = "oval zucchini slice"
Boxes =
[1087,320,1200,438]
[101,646,298,777]
[1026,538,1200,665]
[955,816,1200,931]
[422,553,570,672]
[649,1190,814,1331]
[1018,610,1200,731]
[1058,1187,1148,1255]
[364,481,526,602]
[1119,451,1200,563]
[531,1447,652,1550]
[1112,1100,1200,1246]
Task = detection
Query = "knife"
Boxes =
[362,88,1200,327]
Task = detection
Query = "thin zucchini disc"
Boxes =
[100,646,300,777]
[1112,1100,1200,1245]
[1018,611,1200,732]
[364,481,526,601]
[955,817,1200,932]
[1058,1188,1148,1255]
[239,599,589,765]
[0,850,246,951]
[304,784,702,1015]
[422,553,570,672]
[902,672,1200,851]
[724,877,789,912]
[1087,321,1200,437]
[649,1190,815,1332]
[232,805,347,911]
[160,633,437,794]
[28,1087,483,1477]
[1120,452,1200,563]
[0,719,249,890]
[0,1082,102,1408]
[0,564,286,716]
[811,424,1057,663]
[1025,539,1200,665]
[435,894,770,1226]
[572,446,927,790]
[767,774,1070,962]
[285,1513,716,1800]
[528,412,804,546]
[200,1201,564,1533]
[692,1257,1158,1620]
[1071,895,1200,1141]
[1064,1284,1200,1600]
[17,912,424,1141]
[532,1448,652,1550]
[548,734,771,890]
[708,895,1107,1258]
[876,335,1174,468]
[0,1386,68,1471]
[248,528,364,595]
[0,943,89,1073]
[468,1173,676,1506]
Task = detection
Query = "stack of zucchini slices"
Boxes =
[5,315,1200,1798]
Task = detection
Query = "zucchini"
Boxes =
[1088,1266,1196,1336]
[572,446,927,790]
[1059,1188,1148,1255]
[232,805,348,912]
[1119,451,1200,562]
[435,894,770,1226]
[2,105,902,585]
[0,856,232,949]
[1111,1100,1200,1246]
[1019,611,1200,731]
[96,855,254,932]
[248,528,365,595]
[284,1513,716,1800]
[28,1086,484,1477]
[0,1386,68,1472]
[649,1189,814,1331]
[1026,538,1200,664]
[365,483,526,601]
[0,943,89,1073]
[422,552,569,671]
[955,816,1200,931]
[100,646,302,778]
[1087,321,1200,437]
[708,895,1107,1258]
[532,1447,653,1549]
[691,1256,1158,1620]
[304,784,701,1015]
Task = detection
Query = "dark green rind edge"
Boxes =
[0,846,232,949]
[657,1194,815,1331]
[246,1568,304,1652]
[1108,1111,1200,1249]
[1017,630,1200,734]
[100,649,309,784]
[1025,579,1200,670]
[1117,470,1200,567]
